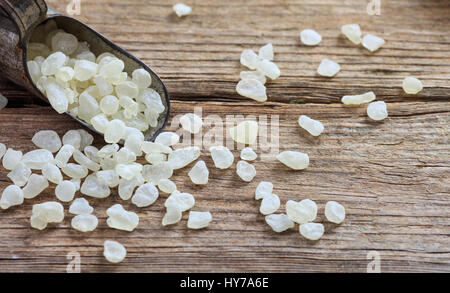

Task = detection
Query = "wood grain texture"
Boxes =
[0,0,449,273]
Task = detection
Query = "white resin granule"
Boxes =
[317,59,340,77]
[277,151,309,170]
[229,120,259,145]
[259,193,280,215]
[23,174,48,199]
[257,59,281,80]
[286,199,317,224]
[97,144,119,159]
[73,150,100,171]
[341,24,362,45]
[162,205,182,226]
[141,141,172,154]
[118,176,143,200]
[55,144,75,168]
[173,3,192,17]
[188,160,209,185]
[299,223,324,241]
[74,60,98,81]
[240,147,257,161]
[240,49,259,70]
[62,130,82,150]
[258,43,274,61]
[298,115,324,137]
[90,114,110,133]
[104,119,126,144]
[165,192,195,212]
[167,146,200,170]
[46,81,68,114]
[41,52,66,76]
[255,181,273,200]
[145,153,166,164]
[31,201,64,230]
[0,185,24,209]
[72,214,98,232]
[209,146,234,169]
[265,214,295,232]
[69,198,94,215]
[96,170,120,187]
[240,71,266,85]
[22,149,54,170]
[62,163,88,179]
[132,68,152,89]
[115,163,143,180]
[55,180,76,202]
[143,162,173,184]
[42,162,63,184]
[115,147,136,164]
[179,113,203,134]
[236,79,267,102]
[325,201,346,224]
[138,88,165,114]
[131,183,159,207]
[367,101,388,121]
[77,129,94,150]
[100,95,119,115]
[341,91,376,105]
[7,162,31,187]
[236,160,256,182]
[362,34,385,52]
[124,133,144,156]
[187,211,212,229]
[158,179,177,194]
[300,29,322,46]
[55,66,74,82]
[116,81,139,99]
[81,174,110,198]
[155,132,180,147]
[51,32,78,55]
[32,130,62,153]
[106,204,139,232]
[2,148,23,170]
[402,77,423,94]
[104,240,126,263]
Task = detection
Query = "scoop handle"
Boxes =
[0,0,47,45]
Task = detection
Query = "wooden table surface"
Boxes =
[0,0,449,273]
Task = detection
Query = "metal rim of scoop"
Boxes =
[23,13,170,142]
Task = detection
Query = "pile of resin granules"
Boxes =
[0,13,425,263]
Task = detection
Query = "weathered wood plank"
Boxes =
[0,0,449,272]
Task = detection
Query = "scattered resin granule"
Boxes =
[173,3,192,17]
[298,115,324,137]
[367,101,388,121]
[265,214,294,232]
[402,77,423,94]
[362,34,385,52]
[103,240,127,263]
[299,223,324,241]
[286,199,317,224]
[236,79,267,102]
[341,91,375,105]
[259,193,280,215]
[341,24,362,45]
[229,120,259,144]
[300,29,322,46]
[187,211,212,229]
[325,201,346,224]
[277,151,309,170]
[317,59,340,77]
